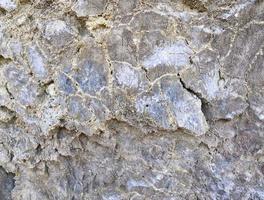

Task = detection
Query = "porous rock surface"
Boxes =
[0,0,263,199]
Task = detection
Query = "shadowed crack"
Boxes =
[179,76,210,122]
[0,55,12,66]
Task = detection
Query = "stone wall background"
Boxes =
[0,0,263,199]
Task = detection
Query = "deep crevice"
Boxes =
[179,77,207,103]
[179,77,210,121]
[141,67,151,82]
[4,83,14,100]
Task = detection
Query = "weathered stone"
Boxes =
[0,106,14,122]
[3,64,41,106]
[0,0,263,199]
[142,39,193,81]
[160,76,209,135]
[41,20,75,48]
[71,0,107,17]
[27,45,47,79]
[249,89,264,121]
[223,24,264,79]
[56,72,76,95]
[136,84,172,130]
[73,61,108,95]
[72,38,109,96]
[112,62,148,95]
[107,27,137,66]
[117,0,138,15]
[130,11,169,32]
[0,0,17,12]
[181,50,249,120]
[67,96,92,122]
[0,167,14,200]
[136,76,208,135]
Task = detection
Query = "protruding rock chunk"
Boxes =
[136,76,209,135]
[42,20,75,48]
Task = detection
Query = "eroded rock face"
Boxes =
[0,167,15,200]
[0,0,263,199]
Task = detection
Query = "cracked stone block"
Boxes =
[160,76,209,135]
[181,50,248,120]
[136,76,208,135]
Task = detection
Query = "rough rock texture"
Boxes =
[0,0,263,199]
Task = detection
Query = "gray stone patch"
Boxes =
[27,45,47,79]
[0,167,15,200]
[41,20,76,48]
[71,0,107,17]
[112,62,148,95]
[73,61,108,96]
[0,0,263,199]
[136,76,209,135]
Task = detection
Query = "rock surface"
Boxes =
[0,0,263,199]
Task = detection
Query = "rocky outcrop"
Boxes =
[0,0,263,199]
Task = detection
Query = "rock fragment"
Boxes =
[112,62,148,95]
[107,26,137,66]
[0,0,17,12]
[142,39,193,80]
[27,45,47,79]
[71,0,107,17]
[181,50,248,120]
[41,20,75,48]
[136,76,209,135]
